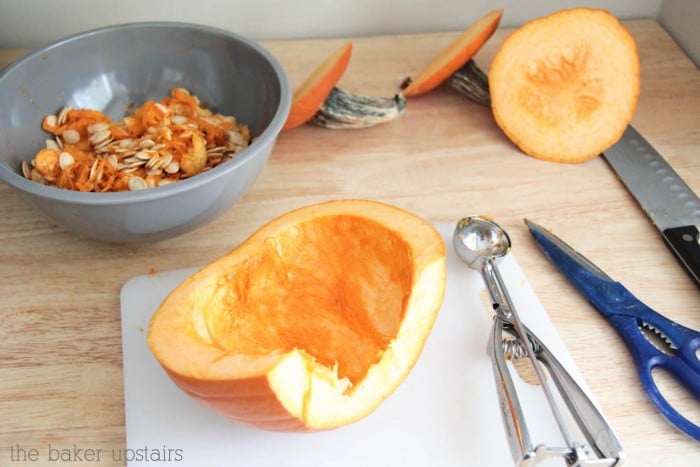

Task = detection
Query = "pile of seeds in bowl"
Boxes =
[22,87,251,192]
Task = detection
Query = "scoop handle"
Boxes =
[488,317,534,464]
[488,318,625,466]
[524,324,626,463]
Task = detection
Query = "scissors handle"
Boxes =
[609,314,700,441]
[584,280,700,440]
[591,280,700,374]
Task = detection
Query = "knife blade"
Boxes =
[603,125,700,287]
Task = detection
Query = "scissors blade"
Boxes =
[523,218,638,330]
[524,218,614,285]
[523,218,668,329]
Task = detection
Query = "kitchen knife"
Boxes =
[603,125,700,287]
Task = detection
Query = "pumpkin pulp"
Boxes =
[196,215,412,385]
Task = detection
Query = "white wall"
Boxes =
[659,0,700,66]
[0,0,664,48]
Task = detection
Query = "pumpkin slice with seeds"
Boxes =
[489,8,640,163]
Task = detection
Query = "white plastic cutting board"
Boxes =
[120,223,595,467]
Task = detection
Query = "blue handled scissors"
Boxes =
[525,218,700,441]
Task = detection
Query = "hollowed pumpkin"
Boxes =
[147,199,446,431]
[489,8,640,163]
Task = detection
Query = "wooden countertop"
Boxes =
[1,19,699,465]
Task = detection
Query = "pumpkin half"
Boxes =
[147,199,446,431]
[489,8,640,163]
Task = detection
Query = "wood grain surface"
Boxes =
[1,20,699,466]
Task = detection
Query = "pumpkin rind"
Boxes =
[283,43,353,131]
[147,199,446,431]
[489,8,640,163]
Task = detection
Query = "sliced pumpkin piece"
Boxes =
[489,8,640,163]
[147,199,447,432]
[282,42,353,131]
[402,9,503,97]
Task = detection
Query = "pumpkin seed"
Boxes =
[122,156,140,164]
[107,154,119,169]
[119,138,135,149]
[94,140,114,153]
[125,160,146,169]
[128,176,148,191]
[21,161,31,178]
[145,155,162,170]
[87,122,110,133]
[138,139,155,149]
[207,146,226,156]
[158,154,173,169]
[62,129,80,144]
[89,129,111,145]
[164,161,180,174]
[58,152,75,170]
[30,170,45,183]
[88,160,99,180]
[228,131,247,146]
[57,106,72,125]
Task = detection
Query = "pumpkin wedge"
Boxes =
[402,9,503,97]
[489,8,640,163]
[147,199,447,432]
[282,42,353,130]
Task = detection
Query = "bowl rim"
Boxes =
[0,21,291,206]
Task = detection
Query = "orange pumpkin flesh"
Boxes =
[402,9,502,97]
[282,43,353,131]
[489,8,640,163]
[147,200,446,431]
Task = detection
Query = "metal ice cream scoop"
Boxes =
[453,216,624,467]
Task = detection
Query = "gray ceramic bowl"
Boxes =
[0,22,290,242]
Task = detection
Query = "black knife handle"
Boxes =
[663,225,700,288]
